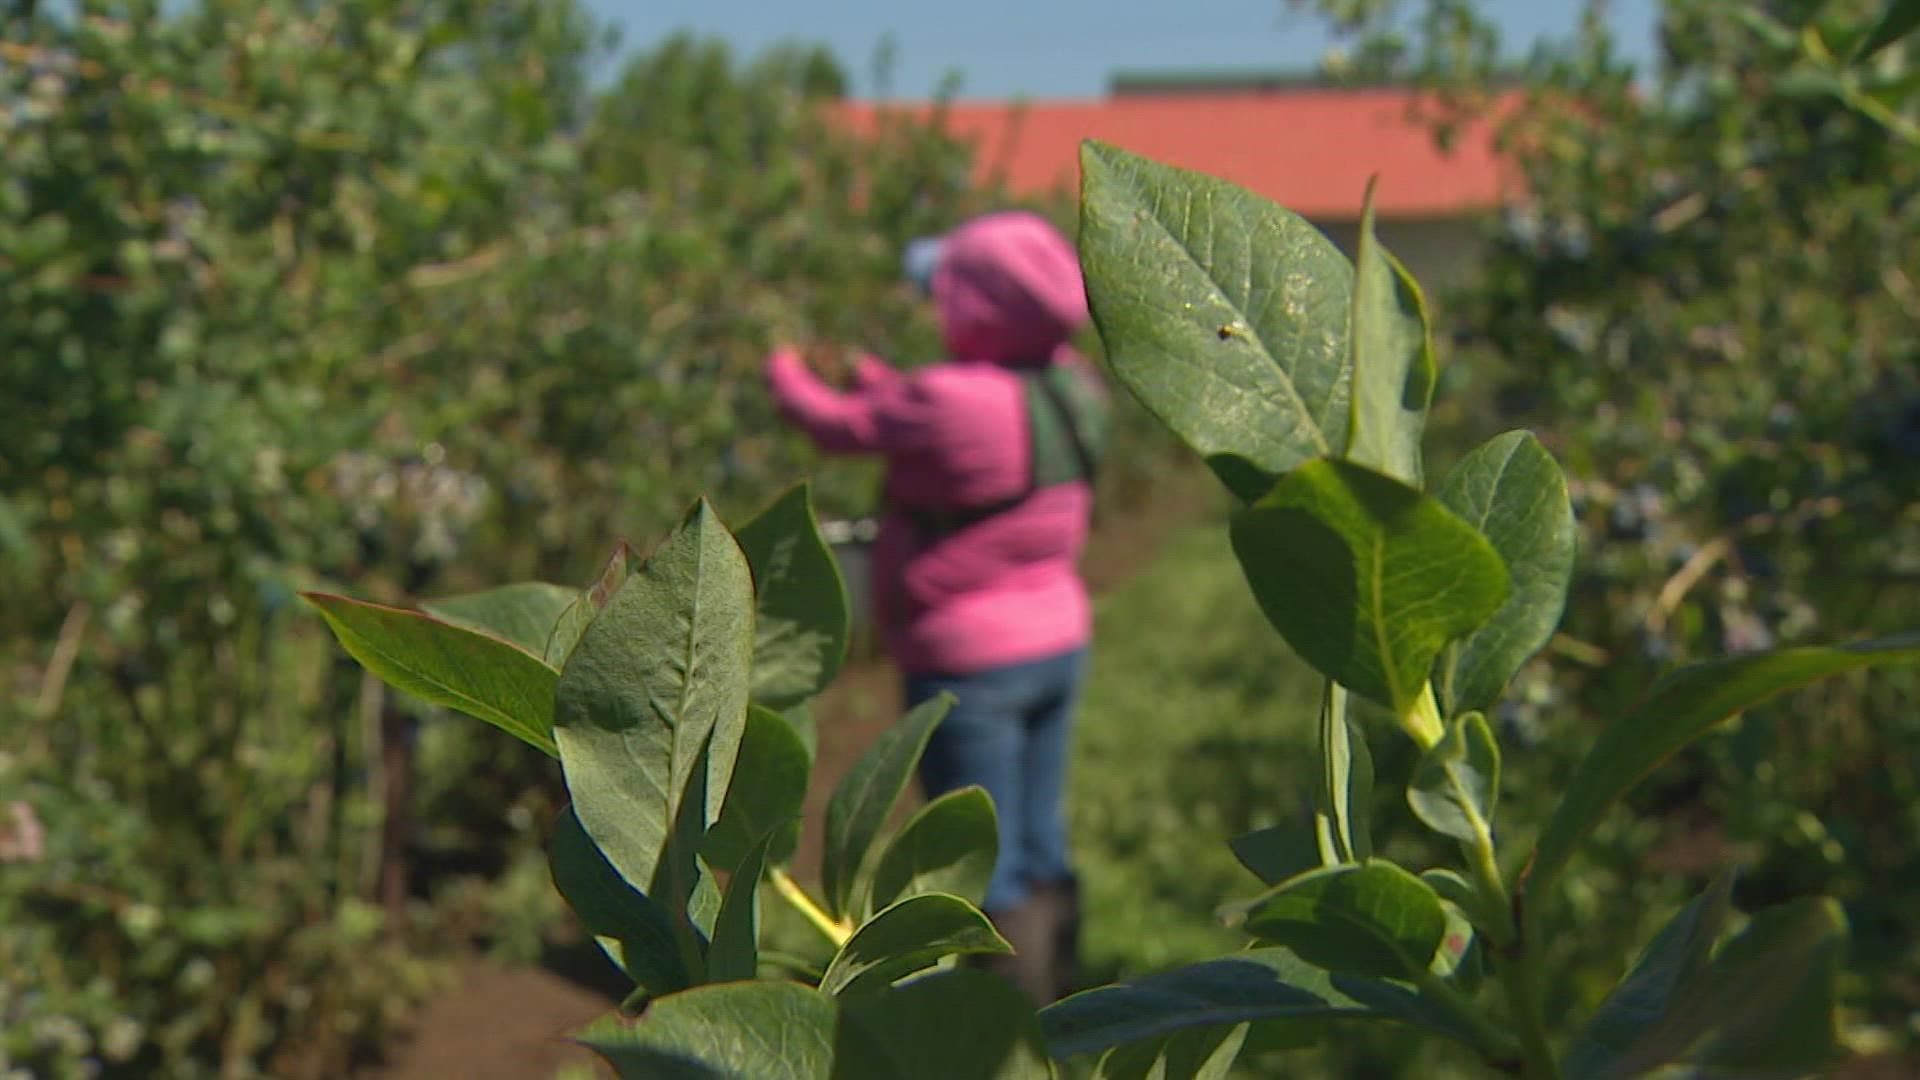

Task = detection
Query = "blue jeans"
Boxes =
[906,648,1087,914]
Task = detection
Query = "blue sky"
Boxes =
[577,0,1660,99]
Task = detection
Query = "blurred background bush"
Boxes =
[4,0,1918,1075]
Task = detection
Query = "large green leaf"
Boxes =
[303,592,559,756]
[867,785,998,914]
[1077,140,1354,500]
[705,706,811,871]
[1565,892,1846,1080]
[1039,947,1467,1060]
[554,501,756,913]
[549,805,697,998]
[543,542,634,667]
[821,693,953,918]
[706,832,771,984]
[1525,635,1920,898]
[1313,681,1372,863]
[817,892,1010,997]
[1345,177,1435,486]
[1407,710,1500,844]
[1228,826,1319,888]
[423,582,578,657]
[1094,1024,1248,1080]
[1564,873,1734,1079]
[1228,458,1509,716]
[576,981,836,1079]
[1433,430,1576,714]
[736,485,850,710]
[835,969,1054,1079]
[1675,899,1846,1078]
[1232,861,1447,981]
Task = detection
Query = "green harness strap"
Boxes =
[904,363,1109,536]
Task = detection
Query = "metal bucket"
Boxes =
[819,517,880,659]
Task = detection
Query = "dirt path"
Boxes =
[358,962,611,1080]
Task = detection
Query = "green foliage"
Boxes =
[1346,179,1438,485]
[1524,635,1920,901]
[551,501,754,918]
[1,0,1004,1070]
[1229,459,1509,718]
[302,127,1918,1080]
[1076,140,1355,500]
[423,583,581,656]
[550,806,696,997]
[821,693,953,920]
[704,706,812,871]
[1407,710,1500,844]
[1233,861,1448,981]
[1291,0,1920,1057]
[305,592,561,755]
[574,981,838,1078]
[1052,139,1917,1079]
[737,485,852,711]
[868,786,999,912]
[818,894,1011,997]
[1431,432,1576,715]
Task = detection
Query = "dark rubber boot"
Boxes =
[978,895,1057,1006]
[1040,877,1082,1001]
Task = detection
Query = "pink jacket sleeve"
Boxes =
[765,349,925,455]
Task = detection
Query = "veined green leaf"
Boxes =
[706,832,772,983]
[1566,891,1846,1080]
[554,501,755,914]
[1525,635,1920,899]
[821,693,953,918]
[1407,710,1500,844]
[576,981,835,1079]
[1229,458,1509,716]
[1230,860,1447,981]
[549,805,697,999]
[423,581,577,657]
[1433,431,1576,714]
[737,484,851,710]
[1077,140,1354,500]
[818,892,1010,997]
[835,969,1054,1079]
[1313,681,1372,863]
[1228,826,1319,888]
[543,542,634,667]
[1040,946,1477,1061]
[1345,176,1436,486]
[1094,1023,1249,1080]
[868,786,998,914]
[705,706,810,871]
[304,592,558,756]
[1565,873,1734,1079]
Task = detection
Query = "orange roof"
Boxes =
[835,88,1520,220]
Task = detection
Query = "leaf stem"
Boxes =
[1462,827,1515,947]
[1404,683,1446,750]
[1498,930,1561,1080]
[770,867,852,947]
[1419,680,1550,1075]
[1413,968,1522,1064]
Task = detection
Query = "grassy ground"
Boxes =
[1070,521,1324,979]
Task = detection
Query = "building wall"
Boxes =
[1313,216,1488,295]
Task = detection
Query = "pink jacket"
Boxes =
[766,212,1094,675]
